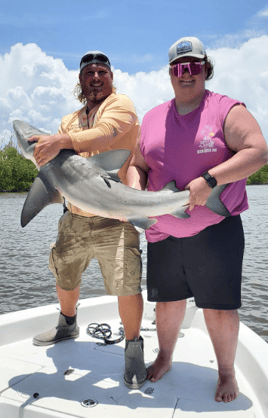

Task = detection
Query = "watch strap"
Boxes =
[201,171,217,188]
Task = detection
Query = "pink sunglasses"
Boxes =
[171,60,206,77]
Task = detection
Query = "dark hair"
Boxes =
[205,56,214,80]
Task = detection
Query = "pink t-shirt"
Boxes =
[140,90,248,242]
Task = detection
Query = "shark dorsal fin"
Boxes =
[88,149,131,174]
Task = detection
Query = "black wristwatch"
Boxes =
[201,171,217,188]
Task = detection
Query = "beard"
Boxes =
[87,90,106,102]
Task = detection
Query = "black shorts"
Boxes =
[147,216,244,310]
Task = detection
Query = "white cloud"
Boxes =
[114,67,174,120]
[0,43,79,136]
[204,6,268,50]
[256,6,268,18]
[206,36,268,139]
[0,38,268,149]
[0,129,13,148]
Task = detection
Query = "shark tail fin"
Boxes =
[21,173,64,227]
[205,184,231,217]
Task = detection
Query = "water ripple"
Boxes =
[0,187,267,343]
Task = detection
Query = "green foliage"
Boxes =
[247,164,268,185]
[0,146,38,192]
[1,143,267,192]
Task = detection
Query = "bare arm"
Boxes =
[126,135,149,191]
[186,105,268,210]
[28,134,73,167]
[209,105,268,183]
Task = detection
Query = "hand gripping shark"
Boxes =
[13,120,231,229]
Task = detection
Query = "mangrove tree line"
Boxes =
[0,144,268,192]
[0,144,38,192]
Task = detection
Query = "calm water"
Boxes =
[0,186,267,343]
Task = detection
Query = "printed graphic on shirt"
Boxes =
[197,125,217,154]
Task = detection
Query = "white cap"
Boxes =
[169,37,206,64]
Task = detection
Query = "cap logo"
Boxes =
[177,41,192,56]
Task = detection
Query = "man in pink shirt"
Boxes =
[127,37,267,402]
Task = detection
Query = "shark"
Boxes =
[13,120,231,229]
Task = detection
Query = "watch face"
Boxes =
[202,172,217,188]
[209,177,217,188]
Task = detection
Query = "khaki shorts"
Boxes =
[49,211,142,295]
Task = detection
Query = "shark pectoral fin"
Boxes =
[205,184,231,217]
[171,205,191,219]
[129,218,158,230]
[161,181,180,193]
[21,174,64,227]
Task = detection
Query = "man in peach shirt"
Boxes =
[30,51,146,389]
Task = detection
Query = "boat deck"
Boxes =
[0,294,267,418]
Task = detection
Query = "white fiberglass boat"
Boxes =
[0,291,267,418]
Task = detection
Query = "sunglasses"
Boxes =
[80,53,111,71]
[171,60,205,77]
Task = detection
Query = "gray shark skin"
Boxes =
[13,120,231,229]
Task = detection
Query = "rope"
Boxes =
[86,323,125,345]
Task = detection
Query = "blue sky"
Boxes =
[1,0,268,74]
[0,1,268,145]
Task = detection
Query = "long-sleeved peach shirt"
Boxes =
[58,93,140,217]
